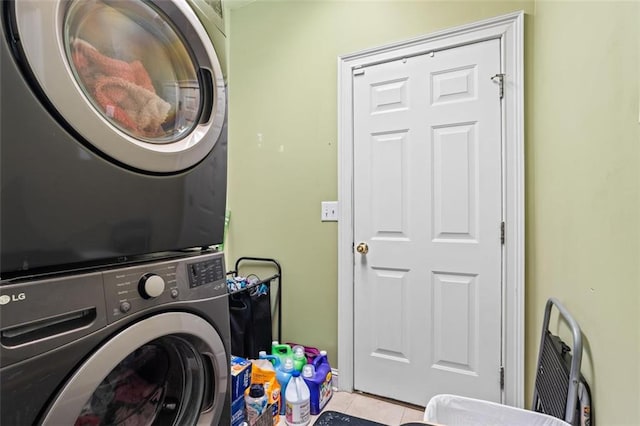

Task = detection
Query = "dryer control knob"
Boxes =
[138,274,165,299]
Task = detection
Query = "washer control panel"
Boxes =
[102,252,225,323]
[188,256,224,288]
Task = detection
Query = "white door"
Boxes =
[353,38,503,406]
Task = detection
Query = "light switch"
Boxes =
[321,201,338,222]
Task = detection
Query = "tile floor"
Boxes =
[276,391,425,425]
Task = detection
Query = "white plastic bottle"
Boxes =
[245,384,267,425]
[285,370,310,426]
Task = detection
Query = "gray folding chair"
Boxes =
[532,298,593,426]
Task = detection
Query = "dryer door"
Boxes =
[41,312,229,425]
[11,0,225,173]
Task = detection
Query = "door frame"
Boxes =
[337,11,525,407]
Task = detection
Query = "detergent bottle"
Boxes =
[253,353,276,372]
[302,350,333,415]
[285,370,310,426]
[259,350,281,369]
[292,345,306,372]
[244,384,267,425]
[301,363,315,381]
[272,342,294,366]
[276,357,295,415]
[301,363,316,407]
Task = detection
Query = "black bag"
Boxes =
[229,285,273,359]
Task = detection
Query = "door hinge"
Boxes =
[500,221,505,245]
[491,73,505,99]
[353,68,365,76]
[500,366,505,390]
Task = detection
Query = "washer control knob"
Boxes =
[138,273,165,299]
[119,301,131,313]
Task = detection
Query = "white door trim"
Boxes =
[337,11,525,407]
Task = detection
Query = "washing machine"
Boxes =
[0,0,228,279]
[0,251,231,425]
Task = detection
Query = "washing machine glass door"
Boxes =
[42,313,228,426]
[12,0,225,173]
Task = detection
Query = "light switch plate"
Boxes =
[321,201,338,221]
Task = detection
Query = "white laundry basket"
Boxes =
[424,394,572,426]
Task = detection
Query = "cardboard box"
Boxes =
[231,395,245,426]
[231,355,252,401]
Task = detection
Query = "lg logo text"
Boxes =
[0,293,26,305]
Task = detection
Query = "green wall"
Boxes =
[526,2,640,424]
[227,1,640,424]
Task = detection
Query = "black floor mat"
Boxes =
[313,411,387,426]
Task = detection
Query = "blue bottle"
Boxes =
[258,350,281,369]
[260,350,295,415]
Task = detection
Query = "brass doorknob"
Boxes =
[356,242,369,254]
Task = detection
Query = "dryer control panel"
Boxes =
[102,252,226,323]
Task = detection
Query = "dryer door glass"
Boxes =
[64,1,200,143]
[13,0,226,172]
[74,336,209,426]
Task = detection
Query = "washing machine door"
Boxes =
[41,312,228,425]
[11,0,225,173]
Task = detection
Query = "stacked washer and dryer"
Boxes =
[0,0,232,424]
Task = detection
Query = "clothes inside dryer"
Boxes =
[65,1,201,141]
